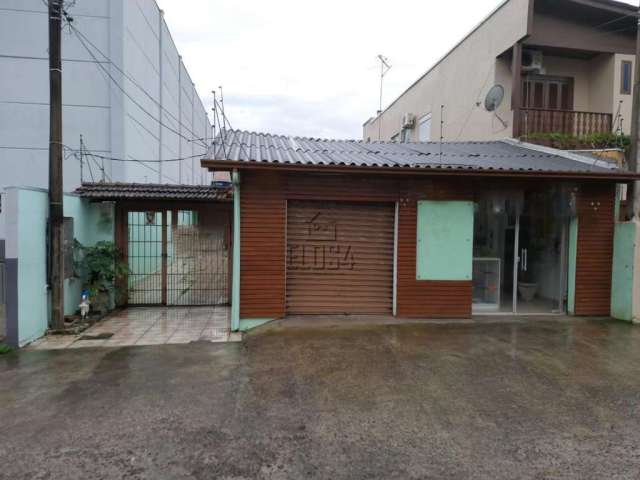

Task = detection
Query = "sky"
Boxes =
[156,0,638,140]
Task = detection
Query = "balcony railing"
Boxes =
[519,108,612,137]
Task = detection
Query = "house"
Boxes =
[202,131,640,331]
[363,0,637,143]
[2,183,232,347]
[0,0,212,341]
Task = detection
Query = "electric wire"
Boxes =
[69,24,208,149]
[69,23,209,147]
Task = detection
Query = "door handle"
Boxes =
[522,248,528,272]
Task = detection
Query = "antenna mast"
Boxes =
[377,54,391,140]
[219,86,227,132]
[439,105,444,163]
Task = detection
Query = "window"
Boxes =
[416,201,474,281]
[418,113,432,141]
[621,61,633,95]
[401,128,412,143]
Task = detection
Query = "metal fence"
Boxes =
[126,209,229,306]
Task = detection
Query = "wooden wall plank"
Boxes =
[574,183,616,316]
[240,172,286,318]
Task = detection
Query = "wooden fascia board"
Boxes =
[201,160,640,182]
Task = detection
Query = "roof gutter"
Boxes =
[201,159,640,181]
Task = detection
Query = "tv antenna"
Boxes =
[376,54,391,140]
[377,54,392,114]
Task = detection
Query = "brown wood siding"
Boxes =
[240,172,286,318]
[396,179,474,318]
[238,171,617,320]
[286,201,394,314]
[574,183,616,316]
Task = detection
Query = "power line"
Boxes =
[69,23,209,147]
[126,155,178,184]
[69,23,208,149]
[63,144,203,163]
[84,152,204,163]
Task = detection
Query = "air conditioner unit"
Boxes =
[401,113,415,128]
[522,50,544,73]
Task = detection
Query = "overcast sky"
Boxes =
[156,0,638,139]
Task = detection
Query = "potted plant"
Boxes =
[517,241,544,302]
[75,241,128,315]
[517,275,538,302]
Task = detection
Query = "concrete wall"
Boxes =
[364,0,636,142]
[63,196,115,315]
[363,0,529,142]
[589,54,616,116]
[4,188,48,347]
[0,0,212,239]
[3,187,114,347]
[611,221,639,323]
[613,54,635,135]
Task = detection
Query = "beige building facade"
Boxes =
[363,0,637,143]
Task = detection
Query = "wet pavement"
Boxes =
[27,306,235,349]
[2,317,640,479]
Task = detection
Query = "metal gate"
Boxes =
[126,208,229,306]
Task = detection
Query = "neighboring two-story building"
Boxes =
[363,0,637,143]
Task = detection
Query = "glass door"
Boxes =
[514,191,566,314]
[472,193,520,313]
[473,188,569,315]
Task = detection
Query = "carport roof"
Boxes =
[202,130,640,180]
[75,182,232,201]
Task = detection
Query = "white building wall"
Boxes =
[363,0,529,143]
[0,0,212,238]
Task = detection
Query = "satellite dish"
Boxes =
[484,85,505,112]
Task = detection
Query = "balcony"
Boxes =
[518,108,613,138]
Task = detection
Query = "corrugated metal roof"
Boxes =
[203,130,623,175]
[75,182,232,201]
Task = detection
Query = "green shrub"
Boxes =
[525,132,629,151]
[74,241,128,309]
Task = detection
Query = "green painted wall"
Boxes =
[567,217,578,315]
[611,222,637,322]
[127,211,163,280]
[239,318,272,331]
[9,189,115,345]
[416,201,474,281]
[15,189,49,345]
[63,196,115,315]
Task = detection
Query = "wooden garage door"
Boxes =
[286,201,394,314]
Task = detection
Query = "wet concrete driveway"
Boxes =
[2,317,640,479]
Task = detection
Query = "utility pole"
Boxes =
[626,6,640,220]
[48,0,65,330]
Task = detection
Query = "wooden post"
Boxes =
[48,0,65,329]
[511,43,523,139]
